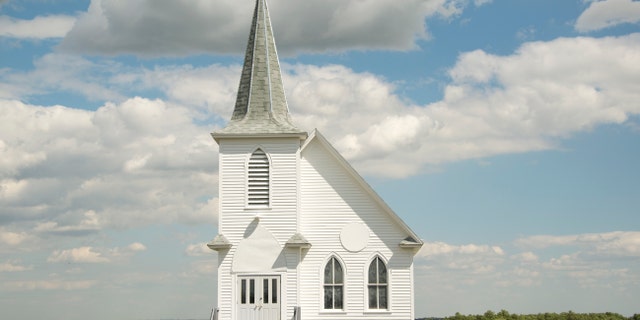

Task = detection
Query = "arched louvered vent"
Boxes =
[248,149,269,206]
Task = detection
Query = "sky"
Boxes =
[1,0,639,319]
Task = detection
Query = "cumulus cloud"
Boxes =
[1,34,639,247]
[0,260,32,272]
[0,97,218,233]
[185,243,211,257]
[0,229,29,246]
[0,15,75,39]
[3,280,97,291]
[516,231,640,258]
[127,242,147,252]
[414,233,639,311]
[418,241,505,256]
[417,241,506,275]
[283,34,640,177]
[48,246,110,263]
[34,210,101,236]
[2,33,639,201]
[59,0,468,56]
[576,0,640,32]
[47,243,147,263]
[6,34,640,179]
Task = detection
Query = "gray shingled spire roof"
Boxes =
[213,0,306,139]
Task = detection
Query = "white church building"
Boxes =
[207,1,424,320]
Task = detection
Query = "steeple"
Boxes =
[213,0,306,140]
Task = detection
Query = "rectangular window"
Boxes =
[263,279,269,304]
[379,285,388,309]
[241,279,247,304]
[324,287,333,309]
[368,286,377,309]
[272,278,278,304]
[249,279,255,304]
[334,286,343,309]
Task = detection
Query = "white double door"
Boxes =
[237,275,281,320]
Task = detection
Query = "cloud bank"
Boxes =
[59,0,475,56]
[576,0,640,32]
[0,15,75,39]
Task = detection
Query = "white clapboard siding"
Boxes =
[218,138,300,242]
[217,138,302,320]
[299,137,416,320]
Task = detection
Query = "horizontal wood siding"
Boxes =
[299,139,415,320]
[217,138,302,320]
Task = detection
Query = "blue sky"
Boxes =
[1,0,640,319]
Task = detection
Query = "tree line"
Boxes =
[419,310,640,320]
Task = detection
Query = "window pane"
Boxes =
[324,287,333,309]
[241,279,247,304]
[379,285,388,309]
[368,286,377,309]
[334,260,343,284]
[378,259,387,284]
[334,286,343,309]
[249,279,255,304]
[324,260,333,284]
[368,260,377,284]
[272,278,278,304]
[263,279,269,304]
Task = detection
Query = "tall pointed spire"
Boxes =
[213,0,306,139]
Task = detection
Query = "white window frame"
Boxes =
[320,254,346,313]
[366,254,390,311]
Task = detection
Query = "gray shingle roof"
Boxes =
[213,0,306,138]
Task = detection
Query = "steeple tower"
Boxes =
[213,0,306,140]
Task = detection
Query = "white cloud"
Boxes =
[185,243,211,257]
[3,280,97,291]
[0,97,218,231]
[413,234,639,315]
[512,251,539,263]
[517,231,640,258]
[418,241,505,256]
[8,34,640,179]
[48,246,110,263]
[1,34,639,244]
[0,15,75,39]
[576,0,640,32]
[0,260,32,272]
[59,0,468,56]
[127,242,147,252]
[0,229,29,246]
[34,210,101,235]
[316,34,640,177]
[47,243,147,264]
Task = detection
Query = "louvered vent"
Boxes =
[248,149,269,206]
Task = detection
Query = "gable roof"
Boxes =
[300,130,424,248]
[212,0,306,141]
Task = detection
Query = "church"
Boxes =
[207,1,424,320]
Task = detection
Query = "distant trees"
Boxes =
[417,311,637,320]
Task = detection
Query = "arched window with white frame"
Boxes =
[247,148,269,207]
[323,256,344,310]
[368,255,388,309]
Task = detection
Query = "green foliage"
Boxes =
[429,310,635,320]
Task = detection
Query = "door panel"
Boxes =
[238,276,280,320]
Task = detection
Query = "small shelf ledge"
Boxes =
[207,234,232,251]
[285,233,312,249]
[399,236,424,249]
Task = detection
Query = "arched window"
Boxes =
[368,256,388,309]
[248,148,269,206]
[323,257,343,310]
